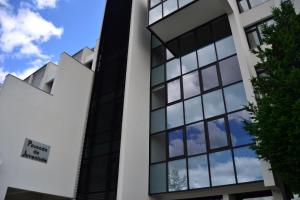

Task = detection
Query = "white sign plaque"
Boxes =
[21,138,50,163]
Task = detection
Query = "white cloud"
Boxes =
[0,65,40,83]
[0,6,63,59]
[0,0,9,7]
[34,0,59,9]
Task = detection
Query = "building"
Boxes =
[0,0,299,200]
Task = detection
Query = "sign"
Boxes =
[21,138,50,163]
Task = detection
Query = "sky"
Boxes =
[0,0,106,83]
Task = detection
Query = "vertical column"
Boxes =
[116,0,151,199]
[0,186,7,200]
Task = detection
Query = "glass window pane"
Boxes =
[182,71,200,99]
[186,122,206,155]
[234,146,263,183]
[197,44,217,68]
[168,129,184,158]
[224,82,247,112]
[151,108,165,133]
[167,79,181,103]
[201,65,219,91]
[203,90,225,119]
[219,55,242,85]
[180,32,196,56]
[247,30,260,49]
[167,102,184,129]
[196,24,213,49]
[178,0,193,7]
[151,133,166,163]
[228,110,254,146]
[188,155,210,189]
[152,85,166,110]
[150,163,167,194]
[181,51,198,74]
[163,0,177,16]
[152,35,161,49]
[151,65,165,86]
[166,59,181,80]
[152,45,165,67]
[209,150,236,186]
[184,96,203,124]
[168,159,188,191]
[150,0,161,8]
[166,48,175,60]
[238,0,250,12]
[212,16,232,41]
[149,5,162,24]
[216,36,236,60]
[208,118,228,149]
[249,0,268,8]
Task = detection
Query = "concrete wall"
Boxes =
[116,0,152,199]
[0,53,94,200]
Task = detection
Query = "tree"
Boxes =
[245,2,300,193]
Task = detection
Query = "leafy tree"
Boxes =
[245,2,300,193]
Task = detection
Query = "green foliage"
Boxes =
[245,2,300,193]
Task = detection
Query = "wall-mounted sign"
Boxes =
[21,138,50,163]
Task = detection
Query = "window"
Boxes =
[197,44,217,68]
[149,5,162,24]
[224,82,247,112]
[167,79,181,103]
[151,65,165,86]
[168,129,185,158]
[245,18,274,49]
[228,110,254,146]
[237,0,269,13]
[188,155,210,189]
[181,51,198,74]
[151,108,165,133]
[167,102,184,129]
[182,71,201,99]
[150,163,167,193]
[219,55,242,85]
[168,159,188,191]
[234,146,263,183]
[151,133,166,163]
[149,16,263,195]
[209,150,236,186]
[201,65,219,91]
[152,85,166,109]
[186,122,206,155]
[203,90,225,119]
[163,0,177,16]
[166,59,181,80]
[184,96,203,124]
[207,117,228,149]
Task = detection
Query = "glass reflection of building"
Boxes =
[149,15,263,194]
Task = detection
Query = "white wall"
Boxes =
[0,53,94,200]
[116,0,152,199]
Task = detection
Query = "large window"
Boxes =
[245,18,274,49]
[148,0,196,25]
[149,16,263,194]
[237,0,269,13]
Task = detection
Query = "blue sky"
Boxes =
[0,0,106,82]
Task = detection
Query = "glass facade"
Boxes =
[148,0,196,25]
[149,16,263,194]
